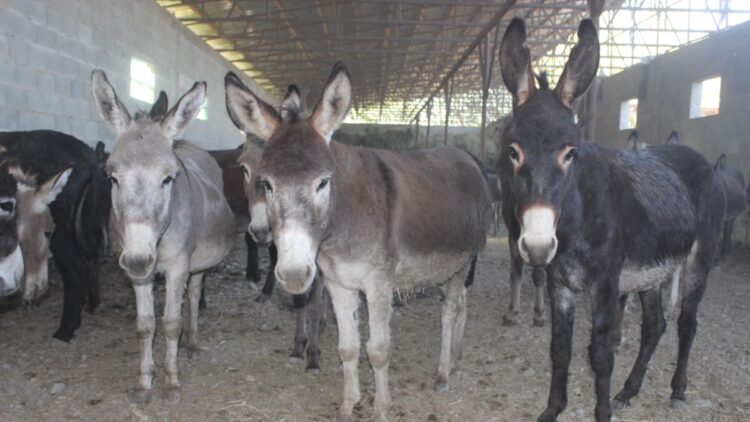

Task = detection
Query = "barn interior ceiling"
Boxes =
[157,0,750,125]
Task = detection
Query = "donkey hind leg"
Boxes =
[436,262,471,392]
[532,267,546,327]
[245,232,260,282]
[130,280,156,404]
[183,272,204,359]
[305,275,327,371]
[364,280,393,422]
[290,292,308,363]
[256,243,278,304]
[719,219,734,260]
[86,262,101,314]
[327,282,362,422]
[611,294,629,351]
[612,288,666,411]
[502,239,524,326]
[671,241,712,410]
[163,266,189,402]
[52,258,85,342]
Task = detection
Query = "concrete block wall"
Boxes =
[0,0,274,150]
[594,21,750,170]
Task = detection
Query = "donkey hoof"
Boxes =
[502,313,520,326]
[306,365,321,374]
[164,386,181,405]
[129,388,154,405]
[289,354,304,364]
[434,380,450,393]
[670,398,688,411]
[611,398,629,412]
[186,345,201,359]
[536,409,557,422]
[532,316,545,327]
[255,293,271,304]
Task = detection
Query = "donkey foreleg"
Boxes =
[290,293,308,363]
[588,280,619,422]
[132,280,156,403]
[502,239,524,326]
[184,272,204,358]
[538,282,575,422]
[532,267,546,326]
[327,281,361,422]
[305,275,328,371]
[163,265,189,392]
[364,282,393,422]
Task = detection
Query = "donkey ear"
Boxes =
[311,62,352,143]
[160,82,206,140]
[280,84,304,120]
[149,90,169,119]
[666,130,680,144]
[715,154,727,171]
[225,72,279,140]
[95,141,107,163]
[91,69,132,135]
[38,168,73,205]
[499,18,536,108]
[554,19,600,108]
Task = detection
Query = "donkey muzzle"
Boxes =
[119,253,156,279]
[519,236,558,266]
[275,264,315,295]
[518,206,558,266]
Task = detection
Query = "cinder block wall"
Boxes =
[0,0,274,150]
[594,20,750,170]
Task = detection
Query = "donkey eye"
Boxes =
[262,180,273,193]
[162,175,175,186]
[109,176,119,186]
[564,148,577,162]
[508,147,519,161]
[0,201,14,212]
[316,178,330,192]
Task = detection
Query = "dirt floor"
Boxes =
[1,232,749,421]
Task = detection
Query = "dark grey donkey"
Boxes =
[225,64,490,421]
[233,134,329,370]
[714,153,747,258]
[497,19,724,422]
[92,70,235,404]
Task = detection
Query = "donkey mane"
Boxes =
[133,109,157,121]
[535,72,550,90]
[280,84,305,121]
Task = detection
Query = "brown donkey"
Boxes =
[225,64,491,421]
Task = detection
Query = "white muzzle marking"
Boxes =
[518,206,558,265]
[274,224,316,294]
[0,245,24,296]
[119,223,157,278]
[248,202,272,243]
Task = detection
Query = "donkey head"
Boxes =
[7,166,71,300]
[91,70,206,279]
[236,136,271,244]
[225,63,351,294]
[498,18,599,266]
[0,161,22,297]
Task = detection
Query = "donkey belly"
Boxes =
[618,257,682,293]
[393,250,473,289]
